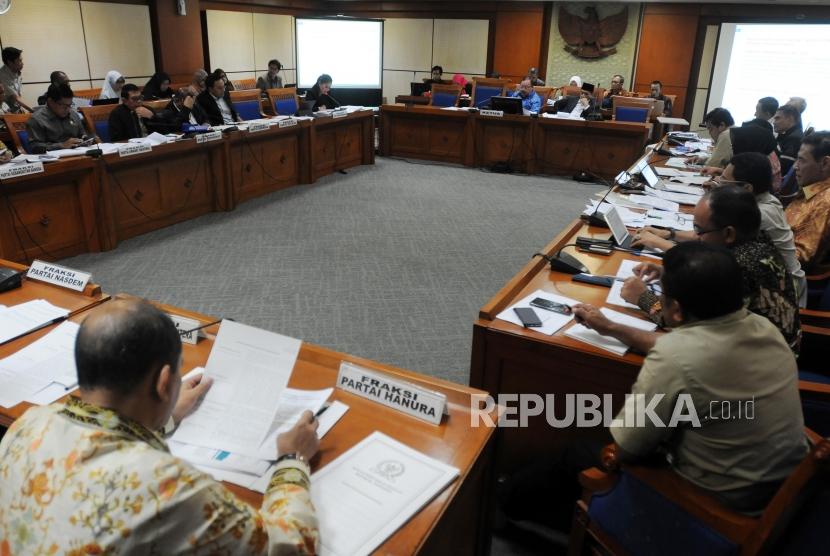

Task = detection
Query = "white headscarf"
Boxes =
[569,75,583,88]
[100,70,123,99]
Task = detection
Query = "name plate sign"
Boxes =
[168,313,201,345]
[480,109,504,118]
[196,131,223,144]
[0,162,44,180]
[118,143,152,157]
[332,110,348,119]
[278,118,297,128]
[27,260,91,292]
[248,121,271,133]
[336,362,447,425]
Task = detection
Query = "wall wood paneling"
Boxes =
[150,0,204,82]
[492,7,545,83]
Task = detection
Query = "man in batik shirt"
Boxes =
[0,299,320,554]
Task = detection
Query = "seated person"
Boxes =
[507,78,541,113]
[786,96,807,116]
[196,73,240,126]
[214,68,235,92]
[649,80,672,116]
[305,74,340,112]
[452,73,472,96]
[0,139,12,162]
[142,71,173,100]
[568,75,583,88]
[26,83,88,153]
[773,104,803,175]
[501,242,807,531]
[752,95,779,128]
[100,70,124,99]
[731,124,781,187]
[693,107,735,169]
[423,65,444,88]
[615,187,801,354]
[528,67,545,86]
[37,70,70,105]
[0,298,320,553]
[146,91,200,134]
[188,69,208,96]
[553,88,594,117]
[638,152,806,307]
[257,59,283,92]
[600,74,627,109]
[786,131,830,273]
[109,84,160,142]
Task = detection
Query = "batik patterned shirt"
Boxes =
[0,398,318,555]
[785,177,830,274]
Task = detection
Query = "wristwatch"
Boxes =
[276,452,307,465]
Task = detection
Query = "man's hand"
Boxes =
[632,262,663,282]
[0,150,11,163]
[700,166,723,177]
[572,303,615,335]
[135,106,154,119]
[277,410,320,462]
[183,95,195,109]
[61,137,83,148]
[640,226,671,240]
[620,277,647,304]
[631,230,672,251]
[171,374,213,425]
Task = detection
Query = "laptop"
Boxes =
[91,98,118,106]
[410,82,430,96]
[640,164,660,188]
[604,206,635,249]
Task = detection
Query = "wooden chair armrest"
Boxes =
[807,269,830,282]
[578,466,620,495]
[800,309,830,327]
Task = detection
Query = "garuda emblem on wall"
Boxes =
[558,6,628,59]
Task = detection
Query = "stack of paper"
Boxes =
[0,321,78,408]
[312,432,459,556]
[0,299,69,345]
[606,260,644,309]
[565,307,657,355]
[496,289,578,335]
[645,185,700,206]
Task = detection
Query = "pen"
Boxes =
[315,404,330,418]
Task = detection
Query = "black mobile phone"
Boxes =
[529,297,572,315]
[513,307,543,327]
[572,273,614,288]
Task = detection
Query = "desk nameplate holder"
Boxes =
[279,118,298,129]
[480,109,504,118]
[332,110,348,119]
[26,260,91,292]
[248,121,271,133]
[168,314,201,345]
[0,161,44,180]
[336,362,447,425]
[197,131,223,144]
[119,143,152,157]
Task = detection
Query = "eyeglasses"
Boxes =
[693,224,724,236]
[56,101,73,108]
[128,95,144,102]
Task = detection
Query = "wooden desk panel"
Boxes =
[309,111,375,183]
[227,123,310,205]
[0,158,102,263]
[380,105,473,166]
[100,140,225,243]
[473,114,535,174]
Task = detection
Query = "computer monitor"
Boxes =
[410,82,430,96]
[91,98,118,106]
[489,96,523,115]
[605,206,634,249]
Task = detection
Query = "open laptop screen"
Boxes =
[605,206,630,246]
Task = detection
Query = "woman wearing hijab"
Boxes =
[730,124,782,189]
[568,76,583,88]
[142,72,172,100]
[100,70,125,99]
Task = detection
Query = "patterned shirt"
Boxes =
[638,233,801,353]
[0,398,318,555]
[785,177,830,274]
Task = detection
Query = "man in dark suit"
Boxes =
[146,91,203,134]
[108,84,156,141]
[195,73,239,126]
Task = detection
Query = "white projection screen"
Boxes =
[296,18,383,89]
[709,23,830,129]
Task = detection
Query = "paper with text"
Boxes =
[497,289,579,335]
[566,307,657,355]
[0,299,69,345]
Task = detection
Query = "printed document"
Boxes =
[566,307,657,355]
[312,432,459,556]
[0,299,69,345]
[606,260,646,310]
[172,320,301,456]
[497,289,579,335]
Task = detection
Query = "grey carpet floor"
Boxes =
[61,157,603,385]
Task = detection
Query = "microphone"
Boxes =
[585,174,616,228]
[178,317,235,338]
[533,245,589,275]
[327,93,342,108]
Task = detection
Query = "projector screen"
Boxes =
[295,18,383,89]
[709,23,830,129]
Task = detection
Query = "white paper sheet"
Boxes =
[628,194,680,212]
[255,388,333,460]
[663,181,706,194]
[606,260,644,310]
[172,320,301,457]
[312,432,459,556]
[668,175,710,186]
[565,307,657,355]
[0,321,78,408]
[645,185,701,206]
[0,299,70,345]
[496,289,578,336]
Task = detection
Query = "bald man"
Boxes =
[0,299,320,554]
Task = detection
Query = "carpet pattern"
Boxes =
[62,158,603,385]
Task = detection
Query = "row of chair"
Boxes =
[2,87,303,154]
[70,78,260,102]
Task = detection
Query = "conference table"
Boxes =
[379,104,652,178]
[0,110,375,264]
[0,269,497,555]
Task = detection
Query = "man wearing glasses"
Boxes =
[109,83,158,142]
[26,83,89,153]
[574,186,800,354]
